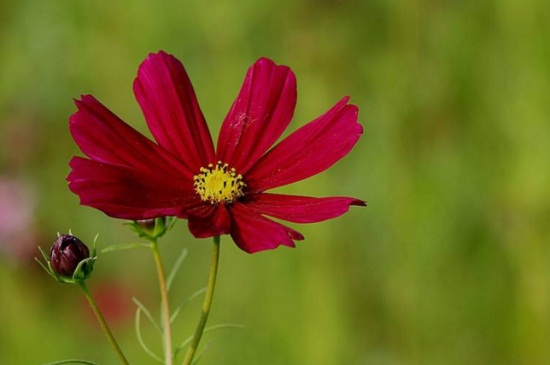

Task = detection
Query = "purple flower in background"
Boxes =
[0,177,36,261]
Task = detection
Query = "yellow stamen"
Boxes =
[193,161,246,204]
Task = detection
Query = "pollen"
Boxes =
[193,161,246,204]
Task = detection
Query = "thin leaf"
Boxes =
[38,246,50,261]
[175,323,244,354]
[34,249,59,281]
[101,243,150,253]
[192,340,212,365]
[41,360,100,365]
[166,248,188,292]
[132,297,162,333]
[170,287,207,324]
[135,306,163,363]
[166,216,178,231]
[91,233,99,256]
[34,257,54,278]
[204,323,245,331]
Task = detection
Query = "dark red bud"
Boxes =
[49,235,90,277]
[136,219,159,231]
[133,217,168,240]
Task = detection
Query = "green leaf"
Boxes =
[35,246,62,282]
[191,340,212,365]
[41,360,100,365]
[132,297,161,333]
[101,243,151,253]
[170,287,207,324]
[175,323,244,354]
[134,306,163,363]
[166,248,188,292]
[91,233,99,257]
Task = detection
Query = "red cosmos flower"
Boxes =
[68,51,364,253]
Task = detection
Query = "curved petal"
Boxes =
[69,95,193,179]
[245,97,362,192]
[68,157,201,220]
[244,193,365,223]
[228,202,303,254]
[187,204,231,238]
[133,51,215,171]
[217,58,297,174]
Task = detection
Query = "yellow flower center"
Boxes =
[193,161,246,204]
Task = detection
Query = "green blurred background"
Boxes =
[1,0,549,364]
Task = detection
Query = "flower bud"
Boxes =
[136,218,161,232]
[129,217,174,240]
[50,234,90,277]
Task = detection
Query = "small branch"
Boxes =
[79,282,130,365]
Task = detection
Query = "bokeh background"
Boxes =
[1,1,549,364]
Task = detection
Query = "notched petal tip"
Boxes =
[253,57,294,77]
[253,57,286,69]
[152,50,167,57]
[347,103,363,133]
[351,199,367,207]
[139,51,184,75]
[255,57,276,66]
[72,94,95,112]
[140,51,180,72]
[288,230,304,241]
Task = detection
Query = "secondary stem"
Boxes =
[182,236,221,365]
[150,239,174,365]
[79,282,130,365]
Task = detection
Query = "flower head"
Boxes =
[68,51,365,253]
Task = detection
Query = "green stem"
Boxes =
[150,239,174,365]
[182,236,221,365]
[79,282,130,365]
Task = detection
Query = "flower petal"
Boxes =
[67,157,200,219]
[228,203,304,253]
[133,51,215,171]
[70,95,192,178]
[244,193,365,223]
[245,97,362,192]
[217,58,297,174]
[187,204,231,238]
